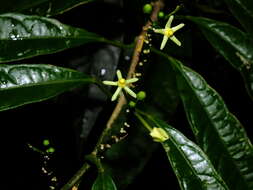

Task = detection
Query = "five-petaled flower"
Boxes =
[103,70,138,101]
[153,15,184,50]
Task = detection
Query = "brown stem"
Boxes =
[127,0,164,78]
[60,163,90,190]
[92,0,164,155]
[61,1,164,189]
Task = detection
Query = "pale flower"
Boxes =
[153,15,185,50]
[150,127,169,142]
[103,70,138,101]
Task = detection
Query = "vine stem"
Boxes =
[127,0,164,79]
[60,163,90,190]
[92,0,164,155]
[61,1,164,189]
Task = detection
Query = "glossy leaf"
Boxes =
[170,58,253,190]
[187,16,253,100]
[103,59,179,189]
[223,0,253,34]
[0,0,95,16]
[0,13,104,63]
[92,172,117,190]
[0,64,94,111]
[26,0,95,17]
[143,116,229,190]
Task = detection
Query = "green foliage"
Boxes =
[0,64,93,111]
[141,115,229,189]
[1,0,253,190]
[0,13,104,63]
[0,0,95,16]
[92,172,117,190]
[223,0,253,34]
[171,58,253,189]
[187,16,253,100]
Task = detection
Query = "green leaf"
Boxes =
[141,115,229,190]
[0,64,94,111]
[187,16,253,100]
[92,172,117,190]
[103,59,179,189]
[0,0,95,16]
[170,58,253,190]
[223,0,253,34]
[0,13,105,63]
[26,0,96,17]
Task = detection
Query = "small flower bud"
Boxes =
[137,91,146,100]
[43,139,50,146]
[150,127,169,142]
[143,4,152,14]
[158,11,165,18]
[129,101,136,108]
[46,147,55,153]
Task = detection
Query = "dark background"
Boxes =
[1,0,253,189]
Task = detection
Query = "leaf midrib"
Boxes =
[164,136,209,189]
[179,64,251,189]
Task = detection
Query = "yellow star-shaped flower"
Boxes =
[153,15,185,50]
[103,70,138,101]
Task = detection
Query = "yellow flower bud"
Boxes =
[150,127,169,142]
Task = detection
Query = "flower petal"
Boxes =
[171,23,185,32]
[116,70,122,80]
[103,81,118,86]
[126,78,139,84]
[154,28,165,35]
[170,35,181,46]
[165,15,174,28]
[160,35,169,50]
[111,87,122,101]
[124,86,137,98]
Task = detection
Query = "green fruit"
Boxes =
[43,139,50,146]
[137,91,146,100]
[143,4,152,14]
[47,147,55,153]
[129,101,136,108]
[158,11,165,18]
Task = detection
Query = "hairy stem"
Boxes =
[60,163,90,190]
[60,1,164,189]
[92,0,164,155]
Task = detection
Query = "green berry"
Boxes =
[137,91,146,100]
[129,101,136,108]
[143,4,152,14]
[43,139,50,146]
[46,147,55,153]
[158,11,165,18]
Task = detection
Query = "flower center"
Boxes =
[118,78,126,87]
[164,28,174,37]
